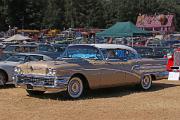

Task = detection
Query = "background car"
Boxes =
[0,53,52,86]
[134,46,173,58]
[2,43,66,59]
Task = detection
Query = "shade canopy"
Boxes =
[96,21,151,38]
[3,34,31,42]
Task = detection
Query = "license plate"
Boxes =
[26,84,33,89]
[168,72,180,81]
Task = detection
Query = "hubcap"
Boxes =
[142,76,151,89]
[68,78,83,98]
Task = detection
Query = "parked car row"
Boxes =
[0,43,67,60]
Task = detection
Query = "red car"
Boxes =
[167,48,180,71]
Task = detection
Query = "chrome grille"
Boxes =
[17,76,54,86]
[174,51,180,66]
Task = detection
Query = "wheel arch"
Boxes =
[70,73,90,90]
[0,69,8,82]
[150,74,156,81]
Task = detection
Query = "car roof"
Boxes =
[69,44,137,54]
[14,53,49,56]
[6,44,37,47]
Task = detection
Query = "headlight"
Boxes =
[14,67,22,74]
[47,68,56,76]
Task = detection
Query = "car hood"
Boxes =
[0,61,20,67]
[18,60,81,75]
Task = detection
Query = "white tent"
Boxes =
[3,34,31,42]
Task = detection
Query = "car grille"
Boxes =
[17,76,55,86]
[174,51,180,66]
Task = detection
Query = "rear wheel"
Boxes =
[0,72,7,86]
[66,77,85,99]
[26,90,45,96]
[140,75,152,90]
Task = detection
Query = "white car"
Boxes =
[0,53,52,86]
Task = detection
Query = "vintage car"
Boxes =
[0,53,52,86]
[133,46,173,58]
[2,43,65,59]
[166,47,180,80]
[166,47,180,72]
[15,44,167,99]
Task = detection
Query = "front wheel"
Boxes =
[140,75,152,90]
[26,90,45,96]
[66,77,85,99]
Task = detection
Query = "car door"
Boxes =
[99,49,126,88]
[99,59,126,88]
[123,51,141,85]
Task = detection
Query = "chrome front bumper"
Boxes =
[14,74,70,92]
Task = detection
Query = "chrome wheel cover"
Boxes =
[68,78,83,98]
[141,75,152,90]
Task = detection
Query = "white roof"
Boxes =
[70,44,137,54]
[3,34,31,42]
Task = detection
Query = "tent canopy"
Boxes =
[96,21,151,38]
[3,34,31,42]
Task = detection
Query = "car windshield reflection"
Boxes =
[63,46,103,60]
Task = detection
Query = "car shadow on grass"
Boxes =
[0,84,15,89]
[27,82,180,101]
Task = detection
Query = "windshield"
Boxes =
[4,46,16,52]
[6,55,26,62]
[63,45,103,60]
[38,45,55,52]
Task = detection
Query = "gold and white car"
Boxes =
[14,44,167,99]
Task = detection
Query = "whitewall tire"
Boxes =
[67,77,84,99]
[140,75,152,90]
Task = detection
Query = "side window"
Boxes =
[105,49,137,60]
[126,51,138,60]
[29,55,43,61]
[106,49,127,60]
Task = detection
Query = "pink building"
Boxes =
[136,14,175,34]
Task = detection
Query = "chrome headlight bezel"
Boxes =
[47,68,56,76]
[14,67,22,74]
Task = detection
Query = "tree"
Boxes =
[0,0,8,31]
[0,0,179,31]
[43,0,65,29]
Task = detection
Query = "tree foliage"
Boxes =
[0,0,179,31]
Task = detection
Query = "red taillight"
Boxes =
[167,54,174,71]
